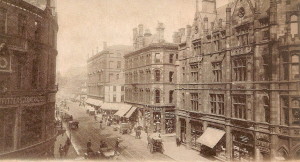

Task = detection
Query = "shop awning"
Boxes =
[86,98,103,106]
[101,103,119,111]
[114,104,132,117]
[124,106,137,118]
[196,127,225,148]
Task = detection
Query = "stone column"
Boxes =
[225,124,232,160]
[149,108,154,133]
[14,107,21,149]
[161,108,166,134]
[186,118,191,149]
[176,115,181,138]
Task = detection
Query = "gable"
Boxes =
[231,0,255,26]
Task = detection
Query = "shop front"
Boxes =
[197,126,226,158]
[165,111,175,134]
[232,130,255,161]
[190,120,203,150]
[180,118,187,143]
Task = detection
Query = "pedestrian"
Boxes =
[115,138,120,150]
[87,139,92,148]
[63,144,69,157]
[94,115,97,121]
[176,137,180,147]
[66,137,71,146]
[59,144,64,158]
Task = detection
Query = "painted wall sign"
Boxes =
[0,96,46,105]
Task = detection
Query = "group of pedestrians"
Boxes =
[58,137,71,158]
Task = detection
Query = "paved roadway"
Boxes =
[63,101,173,161]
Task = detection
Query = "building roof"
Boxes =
[87,45,133,62]
[124,43,178,58]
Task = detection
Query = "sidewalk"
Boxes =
[54,131,78,159]
[130,130,212,162]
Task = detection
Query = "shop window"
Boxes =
[169,54,174,63]
[233,58,247,81]
[155,89,160,103]
[169,71,174,82]
[212,62,222,82]
[210,94,224,115]
[169,90,174,103]
[291,55,300,79]
[263,96,270,123]
[155,53,161,63]
[233,95,247,119]
[290,15,299,37]
[0,8,6,33]
[21,107,43,147]
[0,108,15,153]
[191,93,199,111]
[18,14,27,37]
[155,70,160,82]
[180,119,186,143]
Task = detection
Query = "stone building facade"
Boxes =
[0,0,58,158]
[87,43,132,105]
[175,0,300,160]
[124,23,178,134]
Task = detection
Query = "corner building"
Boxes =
[175,0,300,160]
[0,0,58,158]
[124,23,178,134]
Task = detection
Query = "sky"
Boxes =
[56,0,230,75]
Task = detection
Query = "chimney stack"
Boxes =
[157,22,165,43]
[226,6,231,26]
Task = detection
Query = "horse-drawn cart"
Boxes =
[147,133,164,153]
[68,120,79,130]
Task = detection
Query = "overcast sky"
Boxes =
[56,0,229,75]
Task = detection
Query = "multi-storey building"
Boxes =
[175,0,300,160]
[124,23,178,134]
[0,0,58,158]
[87,42,132,107]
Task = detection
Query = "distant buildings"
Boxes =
[174,0,300,161]
[124,23,178,134]
[0,0,58,158]
[87,42,133,108]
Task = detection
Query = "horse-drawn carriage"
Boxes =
[68,120,79,130]
[61,113,73,122]
[147,133,164,153]
[84,142,116,159]
[119,123,131,134]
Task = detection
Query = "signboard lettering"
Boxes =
[0,96,46,105]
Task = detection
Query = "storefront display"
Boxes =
[180,118,186,143]
[233,131,254,161]
[191,121,203,150]
[165,111,175,134]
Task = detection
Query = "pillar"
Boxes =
[186,118,191,149]
[176,116,181,138]
[14,107,21,149]
[203,120,208,130]
[161,108,166,134]
[149,108,154,133]
[225,125,232,160]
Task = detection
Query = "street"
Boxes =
[63,101,173,161]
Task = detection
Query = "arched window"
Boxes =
[291,15,299,37]
[169,90,174,103]
[155,70,160,82]
[291,55,300,79]
[155,89,160,103]
[169,54,174,63]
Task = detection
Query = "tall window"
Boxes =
[182,93,185,108]
[169,71,174,82]
[283,54,289,80]
[18,14,27,37]
[233,58,247,81]
[290,15,299,37]
[292,99,300,125]
[190,65,199,82]
[155,53,161,63]
[282,96,289,125]
[191,93,199,111]
[146,89,150,103]
[210,94,224,115]
[233,95,247,119]
[117,61,121,68]
[116,74,119,80]
[155,70,160,82]
[212,62,222,82]
[169,54,174,63]
[32,58,39,89]
[169,90,174,103]
[113,94,116,102]
[155,90,160,103]
[263,96,270,123]
[0,8,7,33]
[214,40,220,51]
[291,54,300,79]
[193,42,201,56]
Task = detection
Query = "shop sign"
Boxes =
[256,133,270,153]
[0,96,46,105]
[165,112,175,119]
[177,110,189,117]
[153,107,162,112]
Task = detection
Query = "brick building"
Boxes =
[87,43,132,107]
[174,0,300,160]
[124,23,178,134]
[0,0,58,158]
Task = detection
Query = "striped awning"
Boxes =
[124,107,137,118]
